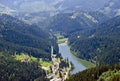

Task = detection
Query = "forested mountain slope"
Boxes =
[0,0,110,25]
[69,16,120,65]
[0,52,49,81]
[0,14,58,60]
[46,12,109,36]
[66,64,120,81]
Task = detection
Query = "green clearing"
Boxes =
[55,33,68,44]
[14,53,37,61]
[14,53,52,67]
[39,61,52,67]
[57,38,68,44]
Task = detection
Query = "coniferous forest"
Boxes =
[68,16,120,65]
[0,0,120,81]
[0,52,49,81]
[66,64,120,81]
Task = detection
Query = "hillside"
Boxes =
[0,1,120,80]
[0,0,111,25]
[66,64,120,81]
[0,52,49,81]
[0,14,58,60]
[68,16,120,65]
[46,12,109,36]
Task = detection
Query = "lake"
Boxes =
[59,43,86,74]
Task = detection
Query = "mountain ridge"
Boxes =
[0,14,58,60]
[68,16,120,65]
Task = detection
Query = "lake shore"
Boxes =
[58,42,95,74]
[59,43,86,74]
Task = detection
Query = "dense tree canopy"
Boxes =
[0,52,49,81]
[68,16,120,65]
[0,14,58,60]
[45,12,109,36]
[66,65,120,81]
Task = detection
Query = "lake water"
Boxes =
[59,43,86,74]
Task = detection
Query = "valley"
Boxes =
[0,0,120,81]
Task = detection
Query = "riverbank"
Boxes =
[70,51,96,68]
[76,58,96,68]
[59,43,86,74]
[56,33,95,69]
[59,43,96,74]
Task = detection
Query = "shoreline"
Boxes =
[59,43,95,69]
